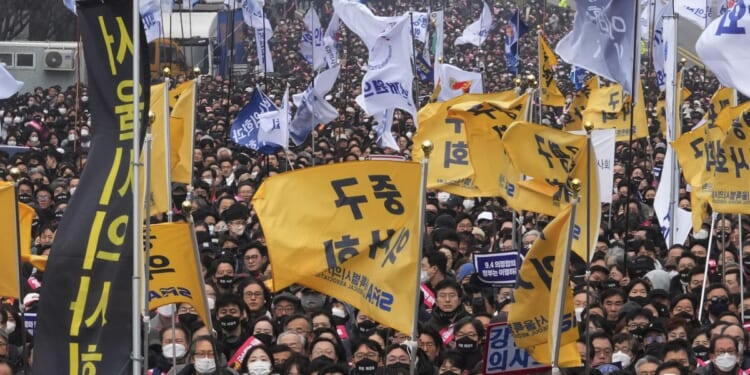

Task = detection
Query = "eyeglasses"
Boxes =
[455,332,478,340]
[244,254,260,261]
[353,352,379,361]
[178,306,197,314]
[418,341,435,348]
[437,292,458,300]
[244,291,264,299]
[274,305,296,314]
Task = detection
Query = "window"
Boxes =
[16,53,34,68]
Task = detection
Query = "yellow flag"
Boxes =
[508,203,581,367]
[672,125,719,232]
[253,161,421,334]
[170,80,196,184]
[145,82,170,215]
[503,122,601,261]
[705,116,750,214]
[413,91,517,197]
[703,87,734,127]
[15,203,48,271]
[0,182,21,298]
[582,80,648,142]
[149,223,211,328]
[563,77,596,130]
[538,34,565,107]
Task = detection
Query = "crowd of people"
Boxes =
[0,0,745,374]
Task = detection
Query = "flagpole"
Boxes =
[142,124,154,373]
[741,214,745,325]
[623,0,640,256]
[410,10,422,111]
[583,122,594,375]
[412,140,433,375]
[163,71,174,223]
[9,168,28,373]
[132,0,145,372]
[551,178,580,374]
[697,212,718,323]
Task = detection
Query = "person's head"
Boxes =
[421,251,448,284]
[705,283,730,317]
[284,314,313,343]
[0,359,12,375]
[352,339,383,372]
[670,294,696,320]
[655,360,688,375]
[210,256,236,290]
[384,344,410,366]
[451,317,484,354]
[434,279,462,314]
[634,355,661,375]
[436,350,467,374]
[660,339,692,369]
[160,324,191,360]
[600,288,626,321]
[241,345,273,375]
[215,293,246,334]
[251,316,277,346]
[309,337,343,364]
[243,242,269,274]
[418,325,443,362]
[238,277,271,313]
[272,293,301,321]
[710,334,740,372]
[589,331,613,367]
[277,330,305,354]
[189,335,218,374]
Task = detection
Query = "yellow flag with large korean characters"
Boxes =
[538,33,565,107]
[253,161,422,334]
[582,80,648,142]
[148,222,212,329]
[508,203,581,367]
[413,91,517,197]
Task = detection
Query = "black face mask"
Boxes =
[690,287,703,299]
[254,333,273,347]
[441,372,459,375]
[679,268,692,283]
[643,198,654,206]
[178,313,199,327]
[355,359,378,375]
[18,194,33,204]
[385,363,410,373]
[219,315,240,331]
[357,320,378,335]
[675,311,693,321]
[629,296,648,306]
[693,345,710,361]
[455,336,478,353]
[630,327,644,342]
[709,299,729,316]
[217,275,234,288]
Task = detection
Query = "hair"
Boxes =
[423,251,448,276]
[599,287,627,303]
[709,334,738,355]
[309,337,346,364]
[277,330,306,349]
[660,339,692,362]
[189,335,216,358]
[352,338,385,359]
[634,355,661,372]
[159,323,192,346]
[236,277,272,311]
[433,278,462,298]
[250,315,278,337]
[214,293,247,317]
[283,314,312,334]
[655,360,689,375]
[452,317,485,342]
[436,350,467,371]
[240,344,273,371]
[588,331,613,360]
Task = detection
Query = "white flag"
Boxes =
[242,0,274,73]
[454,1,493,47]
[258,86,289,150]
[675,0,727,29]
[648,0,669,91]
[435,63,483,102]
[332,0,403,49]
[323,14,341,68]
[696,1,750,98]
[655,145,692,245]
[0,64,23,100]
[410,12,430,44]
[570,129,615,204]
[355,17,417,124]
[301,8,326,70]
[664,16,678,142]
[373,109,400,151]
[556,0,639,95]
[289,67,340,145]
[63,0,171,40]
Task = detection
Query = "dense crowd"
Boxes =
[0,0,745,374]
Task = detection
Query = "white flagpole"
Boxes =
[666,12,679,247]
[142,130,154,373]
[551,179,581,374]
[411,141,433,375]
[698,212,719,322]
[163,73,174,223]
[132,0,144,373]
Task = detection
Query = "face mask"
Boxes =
[68,134,76,141]
[5,322,15,335]
[80,129,89,137]
[462,199,475,210]
[357,320,378,335]
[441,372,459,375]
[355,358,379,375]
[202,178,213,186]
[437,192,450,204]
[194,357,216,373]
[455,336,478,353]
[611,350,631,368]
[574,307,584,322]
[7,140,16,146]
[178,313,199,327]
[630,327,644,342]
[254,333,273,347]
[3,117,10,125]
[629,296,647,306]
[679,268,692,283]
[29,136,39,143]
[157,304,175,317]
[219,315,240,331]
[13,116,22,124]
[162,343,187,359]
[693,345,710,361]
[58,107,67,115]
[420,270,430,283]
[643,198,654,206]
[81,96,89,103]
[709,299,729,316]
[471,297,486,314]
[385,363,410,373]
[217,275,234,287]
[331,306,346,319]
[714,353,737,371]
[230,224,245,236]
[207,297,215,310]
[676,311,693,321]
[246,360,271,375]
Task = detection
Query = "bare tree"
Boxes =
[0,0,32,40]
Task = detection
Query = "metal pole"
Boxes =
[164,77,174,223]
[132,0,144,372]
[409,10,421,111]
[142,133,153,373]
[9,170,28,372]
[551,180,581,374]
[411,141,433,375]
[698,212,719,322]
[623,0,640,253]
[741,214,745,324]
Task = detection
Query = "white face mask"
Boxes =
[437,192,450,204]
[157,304,175,317]
[80,129,90,137]
[5,321,15,335]
[81,95,89,102]
[3,117,10,125]
[162,343,187,359]
[202,178,213,186]
[420,270,430,283]
[13,116,22,124]
[194,357,216,373]
[611,350,631,368]
[29,136,39,143]
[207,297,215,311]
[574,307,584,322]
[58,107,67,115]
[331,306,346,319]
[246,360,272,375]
[714,353,737,371]
[7,140,16,146]
[230,224,246,236]
[68,134,76,141]
[462,199,475,211]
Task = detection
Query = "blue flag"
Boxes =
[570,65,586,91]
[415,53,434,84]
[504,10,528,74]
[555,0,639,95]
[230,88,278,153]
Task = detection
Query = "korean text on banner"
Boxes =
[252,161,422,334]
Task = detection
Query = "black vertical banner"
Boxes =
[33,0,149,373]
